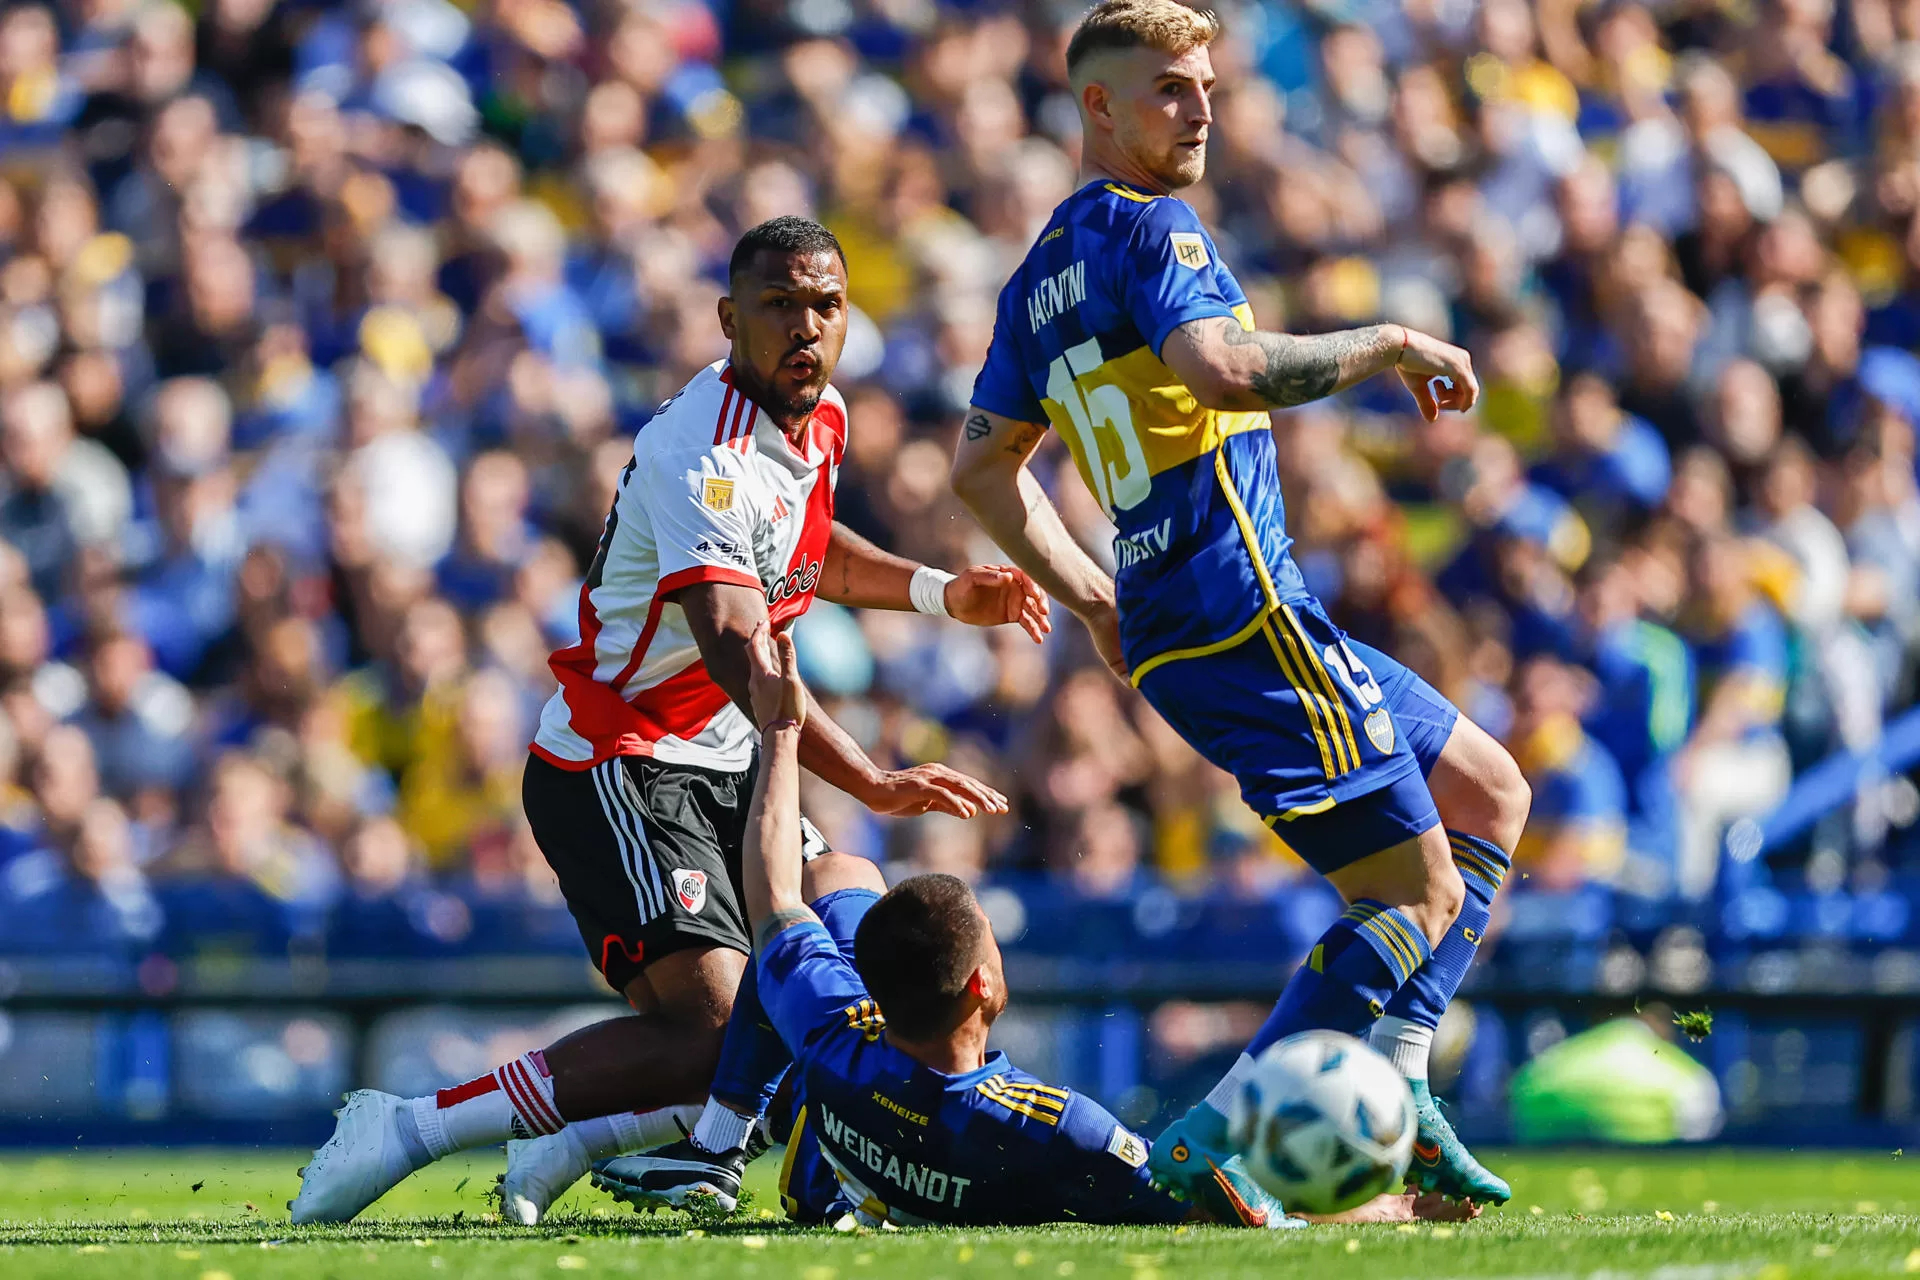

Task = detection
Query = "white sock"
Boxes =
[690,1097,757,1153]
[411,1051,566,1159]
[1202,1052,1258,1116]
[562,1105,704,1161]
[1370,1016,1434,1081]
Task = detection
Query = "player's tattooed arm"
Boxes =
[1218,320,1399,406]
[1164,317,1479,420]
[965,411,1047,457]
[951,405,1128,679]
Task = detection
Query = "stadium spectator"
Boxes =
[1508,656,1629,891]
[1675,537,1794,897]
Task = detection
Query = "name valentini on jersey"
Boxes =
[1026,260,1087,333]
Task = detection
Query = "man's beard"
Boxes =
[1163,145,1206,189]
[738,367,825,424]
[769,384,824,421]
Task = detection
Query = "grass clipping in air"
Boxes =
[1673,1009,1714,1042]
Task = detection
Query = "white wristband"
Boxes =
[909,565,956,616]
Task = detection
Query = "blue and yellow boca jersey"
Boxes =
[971,180,1307,677]
[757,920,1181,1228]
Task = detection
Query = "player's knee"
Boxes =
[1414,860,1466,948]
[801,851,887,901]
[645,945,748,1032]
[1450,740,1530,855]
[1484,749,1531,855]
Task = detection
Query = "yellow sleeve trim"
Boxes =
[976,1081,1065,1125]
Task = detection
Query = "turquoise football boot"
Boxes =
[1403,1079,1510,1203]
[1194,1152,1303,1228]
[1148,1103,1301,1228]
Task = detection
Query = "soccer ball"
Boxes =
[1226,1030,1417,1214]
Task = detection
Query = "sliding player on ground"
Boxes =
[594,626,1474,1228]
[291,217,1050,1224]
[948,0,1530,1207]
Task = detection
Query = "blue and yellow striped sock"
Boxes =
[1246,898,1435,1054]
[1374,831,1511,1070]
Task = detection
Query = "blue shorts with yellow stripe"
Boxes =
[1135,598,1447,874]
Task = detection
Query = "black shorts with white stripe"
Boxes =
[522,751,831,993]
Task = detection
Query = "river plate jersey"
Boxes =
[758,920,1182,1227]
[971,179,1308,679]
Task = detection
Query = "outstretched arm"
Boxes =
[1160,318,1479,421]
[676,580,1008,818]
[741,624,811,942]
[820,522,1051,642]
[949,408,1126,678]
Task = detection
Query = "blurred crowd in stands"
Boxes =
[2,0,1920,951]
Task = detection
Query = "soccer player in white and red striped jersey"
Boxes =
[291,217,1049,1224]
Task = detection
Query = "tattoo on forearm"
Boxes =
[753,906,818,950]
[1220,320,1398,408]
[1005,422,1046,456]
[964,413,992,441]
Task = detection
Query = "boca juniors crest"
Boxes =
[1364,707,1395,754]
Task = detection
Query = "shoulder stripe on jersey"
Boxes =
[975,1079,1063,1125]
[713,384,736,446]
[728,398,754,451]
[1104,182,1157,203]
[983,1083,1067,1111]
[998,1079,1070,1101]
[979,1075,1067,1107]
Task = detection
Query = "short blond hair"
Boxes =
[1065,0,1220,76]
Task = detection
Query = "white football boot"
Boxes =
[290,1090,423,1224]
[498,1128,593,1225]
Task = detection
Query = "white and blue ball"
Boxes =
[1226,1030,1417,1214]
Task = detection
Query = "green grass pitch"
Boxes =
[1,1147,1916,1279]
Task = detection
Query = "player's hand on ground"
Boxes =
[945,565,1051,643]
[1292,1191,1415,1224]
[747,623,807,731]
[1410,1190,1483,1222]
[867,763,1009,819]
[1393,329,1479,421]
[1084,602,1129,682]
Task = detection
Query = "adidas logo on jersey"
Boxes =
[771,494,790,521]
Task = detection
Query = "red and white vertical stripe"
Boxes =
[495,1051,565,1137]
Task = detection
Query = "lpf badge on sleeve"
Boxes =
[1169,232,1209,270]
[702,478,735,511]
[1107,1126,1149,1168]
